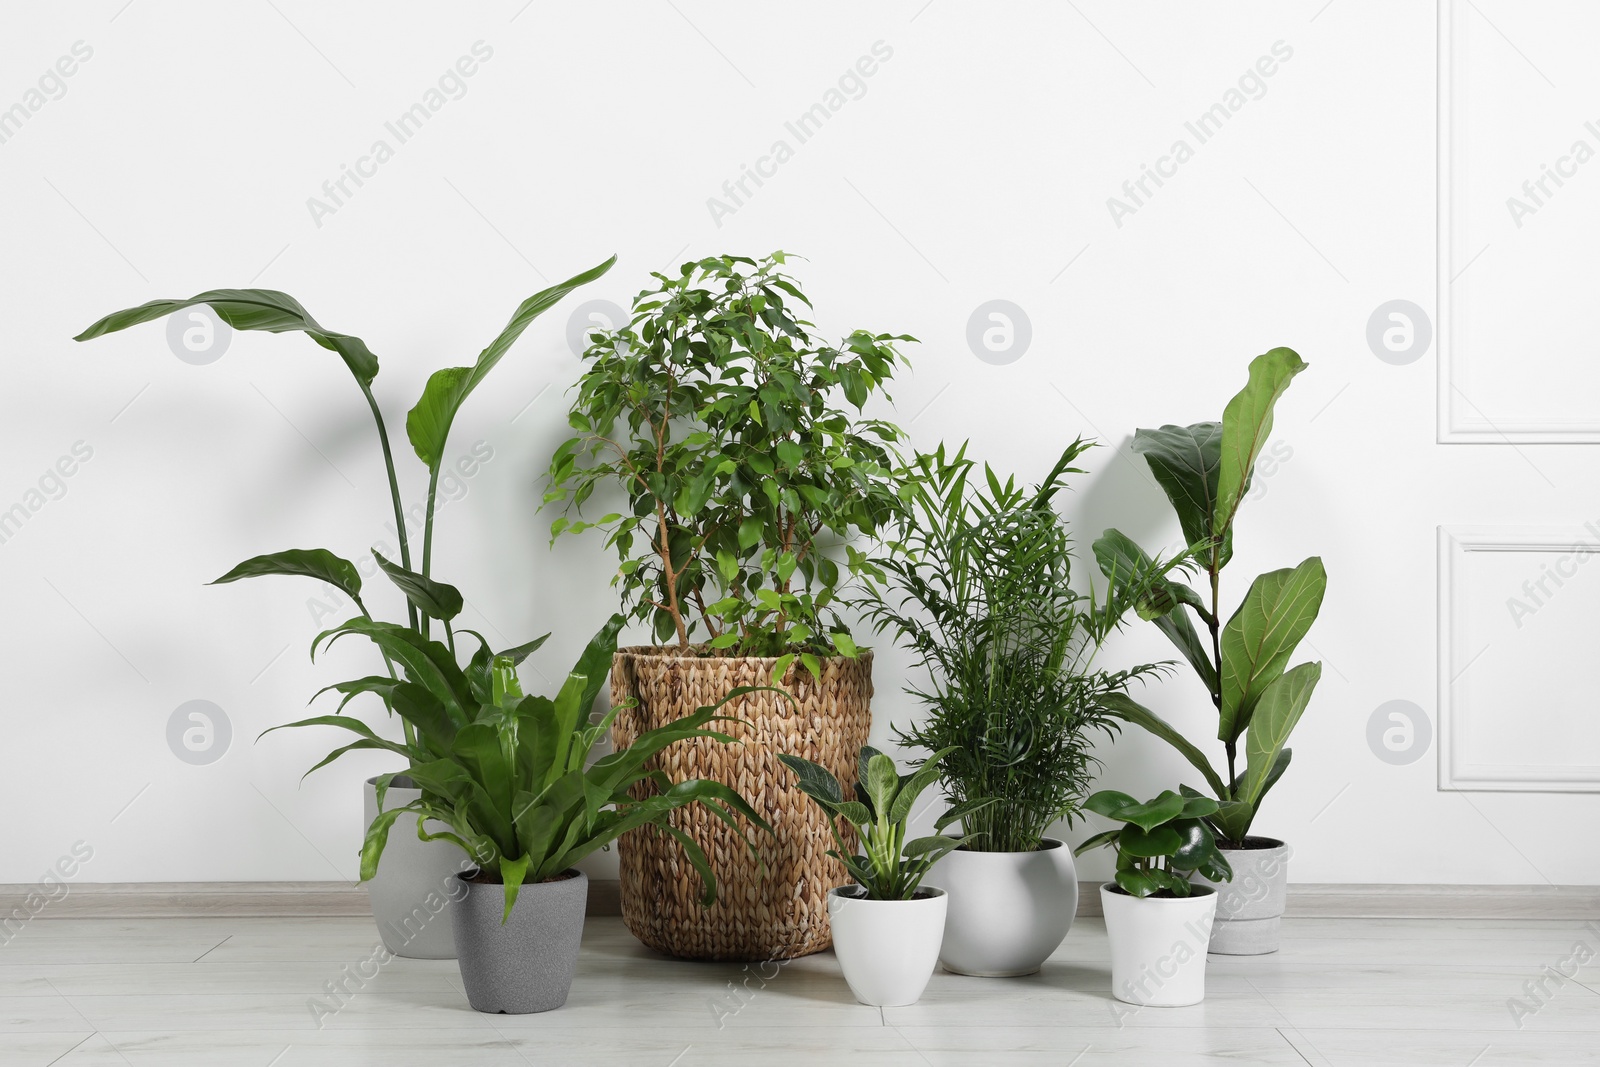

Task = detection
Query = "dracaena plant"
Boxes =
[545,253,913,667]
[866,440,1187,853]
[266,615,772,920]
[1073,788,1233,898]
[779,746,962,901]
[73,257,614,754]
[1092,348,1326,849]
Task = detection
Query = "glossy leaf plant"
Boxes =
[1091,348,1326,849]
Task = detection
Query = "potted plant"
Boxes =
[269,614,772,1013]
[73,258,615,958]
[1093,347,1325,955]
[545,253,915,960]
[864,440,1184,977]
[1074,787,1233,1006]
[780,746,961,1007]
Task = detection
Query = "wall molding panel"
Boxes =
[1437,0,1600,442]
[1438,525,1600,791]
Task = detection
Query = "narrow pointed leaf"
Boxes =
[373,549,462,621]
[75,288,380,385]
[1100,693,1226,799]
[212,549,362,598]
[406,256,616,472]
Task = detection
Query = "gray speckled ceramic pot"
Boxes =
[452,869,588,1014]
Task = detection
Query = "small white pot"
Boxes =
[933,839,1078,976]
[362,775,467,960]
[1100,883,1217,1006]
[827,886,947,1006]
[1191,836,1288,955]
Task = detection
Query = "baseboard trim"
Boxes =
[0,879,622,919]
[7,880,1595,921]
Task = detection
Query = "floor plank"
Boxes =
[0,914,1594,1062]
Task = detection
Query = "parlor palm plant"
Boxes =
[866,440,1181,852]
[861,439,1188,977]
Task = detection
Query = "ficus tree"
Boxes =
[545,253,914,669]
[1091,348,1326,849]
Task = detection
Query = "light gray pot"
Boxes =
[453,869,588,1014]
[362,775,467,960]
[1191,836,1288,955]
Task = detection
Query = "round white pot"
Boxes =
[933,839,1077,976]
[1191,836,1288,955]
[362,775,467,960]
[1100,883,1217,1007]
[826,886,947,1006]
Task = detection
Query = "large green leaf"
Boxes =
[1218,557,1326,743]
[405,256,615,472]
[548,614,626,775]
[1117,823,1182,857]
[887,747,956,826]
[864,752,900,819]
[1094,529,1217,693]
[313,617,471,726]
[1239,661,1321,812]
[1210,799,1256,845]
[1100,693,1226,799]
[778,753,843,811]
[211,549,362,599]
[74,289,379,385]
[1104,791,1185,832]
[373,550,462,621]
[497,853,532,924]
[389,680,459,749]
[1214,347,1306,539]
[1131,422,1222,552]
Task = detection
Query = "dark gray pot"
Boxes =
[452,869,588,1014]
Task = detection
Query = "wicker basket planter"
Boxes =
[609,646,873,961]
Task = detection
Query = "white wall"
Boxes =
[3,0,1596,888]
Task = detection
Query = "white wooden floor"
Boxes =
[1,914,1596,1065]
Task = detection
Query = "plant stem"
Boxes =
[361,383,419,635]
[1209,555,1235,797]
[420,463,441,642]
[355,594,415,750]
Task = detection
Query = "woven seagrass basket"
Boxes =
[609,646,873,961]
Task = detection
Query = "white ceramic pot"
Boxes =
[362,775,468,960]
[932,839,1077,976]
[826,886,947,1006]
[1100,883,1217,1006]
[1191,836,1288,955]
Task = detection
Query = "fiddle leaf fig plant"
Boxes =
[545,253,913,662]
[74,257,616,750]
[1074,787,1232,898]
[1092,348,1325,849]
[780,746,964,901]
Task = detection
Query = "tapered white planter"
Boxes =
[932,839,1077,976]
[1100,883,1217,1006]
[827,886,947,1006]
[362,775,466,960]
[1191,837,1288,955]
